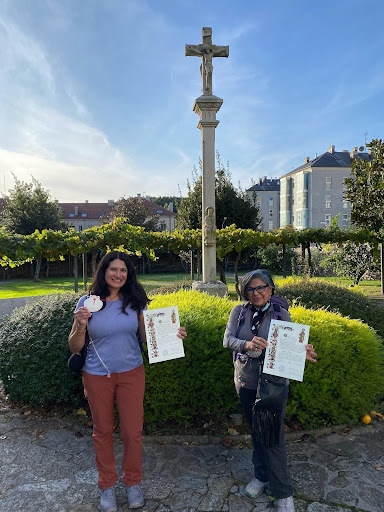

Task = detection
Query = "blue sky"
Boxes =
[0,0,383,202]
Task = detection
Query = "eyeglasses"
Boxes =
[246,285,268,295]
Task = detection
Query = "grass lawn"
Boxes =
[0,273,382,300]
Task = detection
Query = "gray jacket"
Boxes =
[223,302,291,393]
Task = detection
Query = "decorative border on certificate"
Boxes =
[263,319,310,381]
[143,306,185,364]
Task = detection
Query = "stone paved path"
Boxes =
[0,400,383,512]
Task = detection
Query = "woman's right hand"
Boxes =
[74,307,92,329]
[244,336,268,352]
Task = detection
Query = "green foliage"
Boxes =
[256,243,296,273]
[176,153,261,231]
[321,241,380,285]
[277,277,384,339]
[288,306,384,428]
[143,291,237,431]
[344,139,384,232]
[0,293,83,407]
[102,196,162,231]
[0,289,382,431]
[2,175,64,235]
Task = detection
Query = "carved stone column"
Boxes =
[191,95,228,297]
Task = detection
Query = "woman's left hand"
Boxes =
[306,344,317,363]
[177,327,187,340]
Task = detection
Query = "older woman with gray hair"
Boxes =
[223,269,317,512]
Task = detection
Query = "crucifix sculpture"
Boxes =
[185,27,229,96]
[186,27,229,296]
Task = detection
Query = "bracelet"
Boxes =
[76,328,87,335]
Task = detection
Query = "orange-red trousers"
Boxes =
[82,364,145,490]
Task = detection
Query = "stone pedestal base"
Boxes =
[192,281,228,297]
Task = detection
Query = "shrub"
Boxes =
[276,277,384,340]
[0,293,84,407]
[143,291,237,431]
[288,306,384,428]
[0,290,382,431]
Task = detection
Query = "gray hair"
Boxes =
[240,269,275,301]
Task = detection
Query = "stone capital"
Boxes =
[193,95,223,116]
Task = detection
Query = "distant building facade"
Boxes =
[280,146,372,230]
[60,195,176,232]
[246,177,280,231]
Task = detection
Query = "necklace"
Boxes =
[106,294,120,302]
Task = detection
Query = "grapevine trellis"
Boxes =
[1,217,383,292]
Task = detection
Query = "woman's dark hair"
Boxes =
[240,269,275,302]
[90,251,150,313]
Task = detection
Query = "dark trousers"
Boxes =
[239,386,293,499]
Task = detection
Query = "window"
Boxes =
[78,225,83,231]
[256,197,261,208]
[342,214,348,226]
[343,200,349,208]
[269,221,273,230]
[98,212,104,217]
[343,177,348,191]
[269,198,273,206]
[326,177,332,190]
[156,209,163,214]
[81,212,88,218]
[325,195,331,208]
[325,214,331,227]
[269,209,273,217]
[69,213,75,218]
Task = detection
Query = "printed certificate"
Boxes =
[263,319,310,381]
[143,306,185,364]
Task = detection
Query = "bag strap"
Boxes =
[235,303,250,338]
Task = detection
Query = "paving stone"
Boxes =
[164,489,202,510]
[197,476,234,511]
[325,489,357,507]
[227,494,254,512]
[290,463,327,501]
[307,503,345,512]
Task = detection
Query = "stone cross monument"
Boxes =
[186,27,229,296]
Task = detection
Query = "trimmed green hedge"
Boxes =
[0,294,84,407]
[288,306,384,428]
[277,277,384,339]
[0,290,383,431]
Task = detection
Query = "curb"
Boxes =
[141,424,349,446]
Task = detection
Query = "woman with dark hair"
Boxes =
[223,269,316,512]
[69,251,186,512]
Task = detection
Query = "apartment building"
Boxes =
[280,145,372,230]
[246,177,280,231]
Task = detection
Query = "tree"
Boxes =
[102,196,162,231]
[177,153,261,231]
[2,176,64,281]
[3,176,63,235]
[344,139,384,232]
[343,139,384,285]
[177,153,262,285]
[321,240,380,285]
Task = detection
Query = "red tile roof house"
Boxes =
[60,196,176,232]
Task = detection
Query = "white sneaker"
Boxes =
[245,478,269,497]
[276,496,295,512]
[100,486,117,512]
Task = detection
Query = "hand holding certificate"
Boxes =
[263,320,310,381]
[143,306,185,364]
